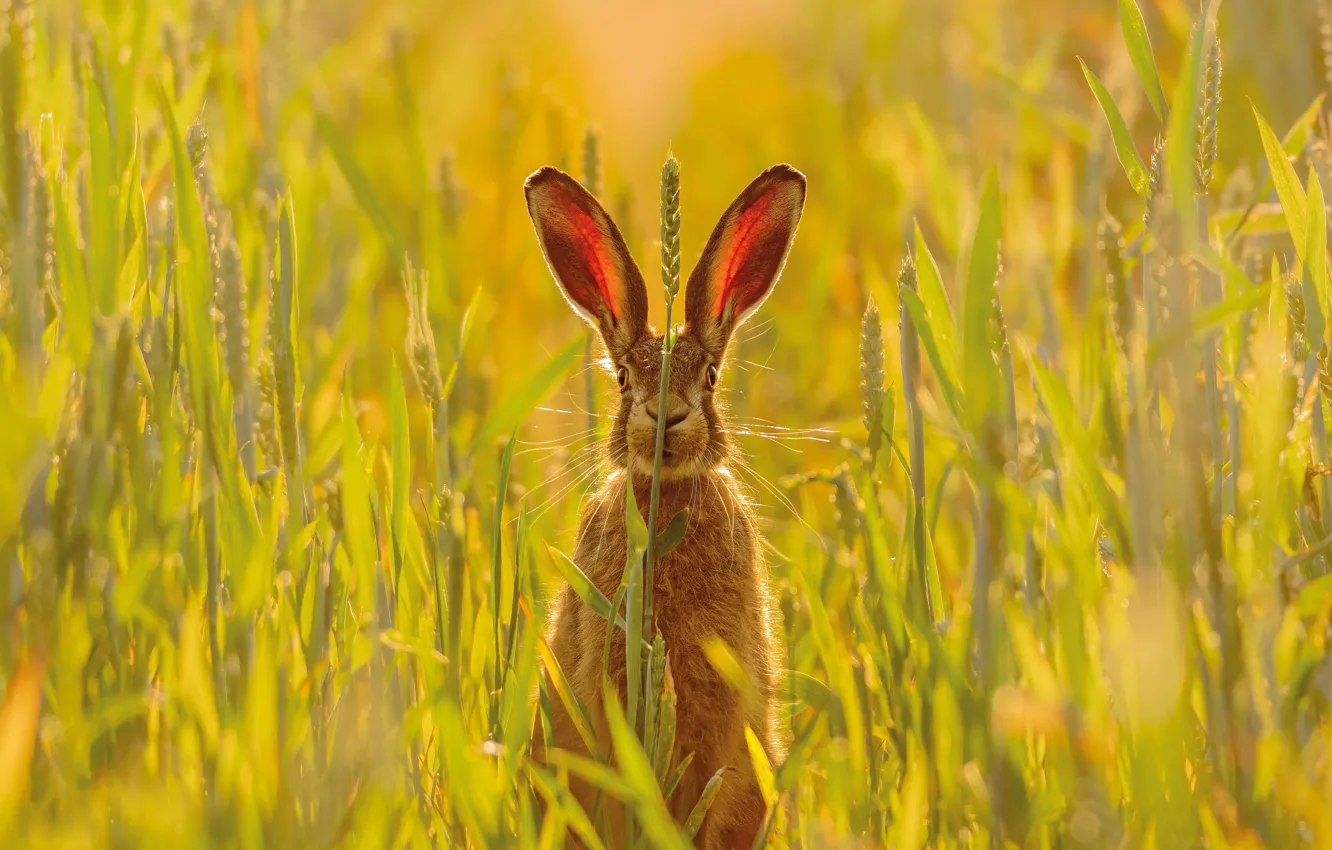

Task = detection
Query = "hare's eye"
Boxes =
[705,364,719,390]
[616,366,629,391]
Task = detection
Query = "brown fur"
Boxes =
[526,164,805,848]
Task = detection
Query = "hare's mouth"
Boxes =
[626,416,708,474]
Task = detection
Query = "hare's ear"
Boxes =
[525,167,648,357]
[684,164,805,355]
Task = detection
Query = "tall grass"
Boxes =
[1,0,1332,847]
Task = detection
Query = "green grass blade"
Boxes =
[653,508,689,559]
[899,287,962,419]
[1307,170,1328,349]
[527,765,607,850]
[490,431,517,735]
[315,113,407,265]
[340,375,379,617]
[682,767,727,840]
[745,727,776,808]
[469,336,582,457]
[535,637,600,758]
[1117,0,1169,122]
[1165,13,1207,242]
[389,360,412,549]
[542,749,637,801]
[962,168,1004,427]
[603,685,690,850]
[546,543,618,626]
[1252,101,1309,265]
[1079,59,1149,197]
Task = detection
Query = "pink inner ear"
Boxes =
[712,190,775,318]
[556,196,621,320]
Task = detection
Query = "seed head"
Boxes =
[1287,275,1309,363]
[860,295,886,464]
[660,153,682,302]
[404,258,444,410]
[1098,214,1130,350]
[1195,29,1222,193]
[256,354,282,467]
[989,246,1009,360]
[1144,135,1166,231]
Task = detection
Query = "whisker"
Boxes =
[726,457,824,545]
[516,428,598,449]
[526,463,605,527]
[734,429,831,443]
[734,358,775,373]
[732,417,836,435]
[737,317,776,345]
[526,445,604,492]
[537,405,616,419]
[729,431,809,452]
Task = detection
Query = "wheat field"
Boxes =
[2,0,1331,846]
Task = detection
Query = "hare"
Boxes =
[525,162,805,848]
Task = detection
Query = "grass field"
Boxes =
[3,0,1332,846]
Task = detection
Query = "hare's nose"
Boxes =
[646,396,690,428]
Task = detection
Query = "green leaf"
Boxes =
[389,361,412,548]
[85,58,119,313]
[527,764,607,850]
[900,288,962,420]
[1117,0,1169,122]
[654,508,689,558]
[661,751,695,801]
[745,726,777,808]
[624,544,644,735]
[341,375,378,617]
[603,686,690,850]
[789,670,839,713]
[702,637,760,707]
[535,637,600,758]
[545,544,651,653]
[905,104,961,252]
[1029,357,1130,556]
[52,175,92,365]
[1166,14,1207,241]
[1306,170,1328,351]
[542,748,637,801]
[470,336,582,456]
[683,768,727,839]
[653,661,678,785]
[962,169,1004,426]
[443,284,486,400]
[1253,101,1309,265]
[625,473,649,551]
[546,544,618,625]
[1283,95,1327,158]
[1298,572,1332,617]
[1079,59,1149,197]
[315,113,407,265]
[913,223,957,352]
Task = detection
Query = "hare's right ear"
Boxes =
[525,167,649,357]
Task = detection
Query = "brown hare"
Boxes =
[525,162,805,849]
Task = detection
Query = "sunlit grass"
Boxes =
[2,0,1332,846]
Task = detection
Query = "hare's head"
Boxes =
[525,163,805,479]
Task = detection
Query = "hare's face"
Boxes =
[526,162,805,479]
[612,330,728,478]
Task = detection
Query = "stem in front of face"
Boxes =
[644,152,681,646]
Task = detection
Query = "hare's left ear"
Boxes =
[684,164,806,355]
[525,167,649,359]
